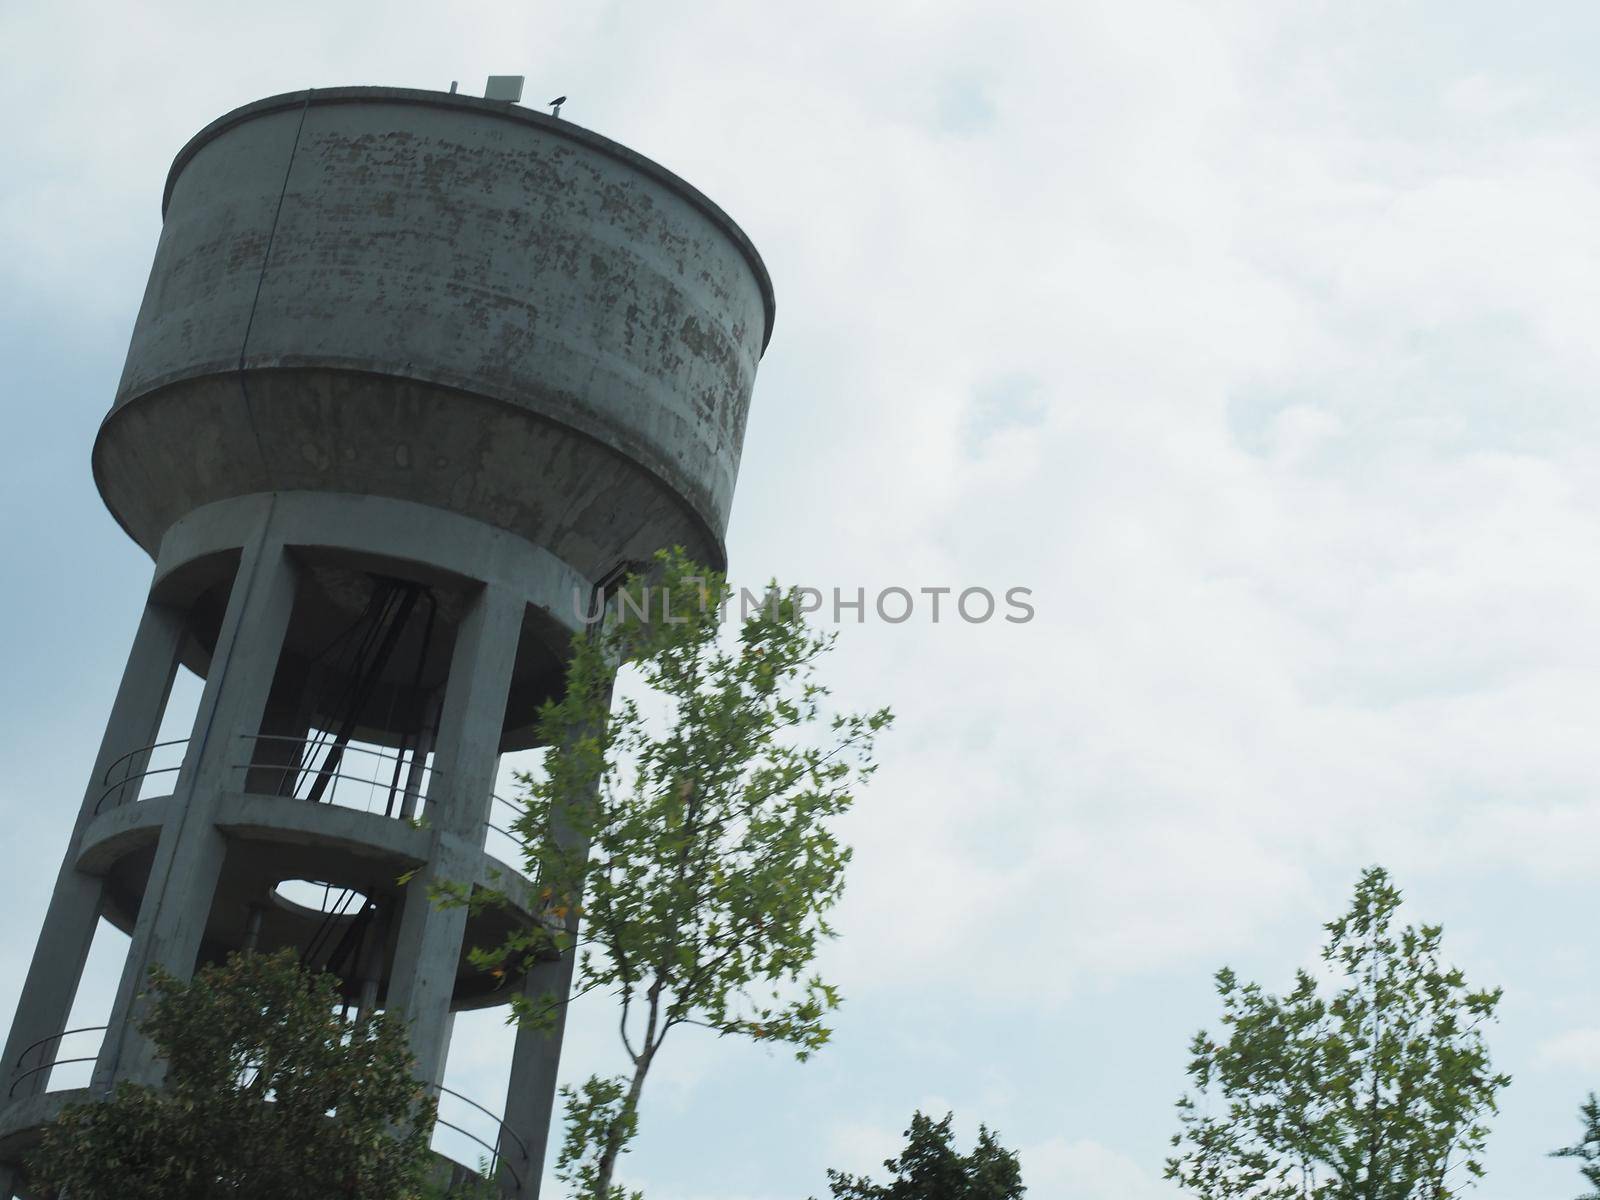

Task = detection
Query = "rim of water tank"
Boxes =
[160,85,777,354]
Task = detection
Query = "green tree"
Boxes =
[816,1111,1025,1200]
[30,949,437,1200]
[1166,866,1510,1200]
[1551,1093,1600,1199]
[474,550,891,1199]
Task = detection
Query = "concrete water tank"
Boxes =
[96,86,775,577]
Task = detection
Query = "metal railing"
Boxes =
[7,1025,107,1099]
[482,792,536,879]
[93,737,190,813]
[432,1083,525,1188]
[4,1029,528,1185]
[486,793,550,889]
[487,791,528,842]
[236,733,435,819]
[90,733,537,883]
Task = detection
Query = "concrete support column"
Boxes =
[386,584,522,1092]
[0,596,184,1113]
[499,941,579,1197]
[498,682,615,1199]
[96,513,298,1088]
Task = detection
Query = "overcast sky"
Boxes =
[5,1,1600,1196]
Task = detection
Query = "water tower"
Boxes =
[0,83,773,1198]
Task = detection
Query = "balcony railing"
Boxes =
[237,732,435,820]
[93,737,190,814]
[432,1083,526,1189]
[7,1025,107,1099]
[86,734,537,881]
[483,792,536,880]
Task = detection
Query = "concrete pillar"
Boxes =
[0,597,183,1110]
[96,517,298,1087]
[498,680,615,1199]
[499,946,578,1197]
[386,584,522,1091]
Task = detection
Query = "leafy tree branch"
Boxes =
[1166,867,1509,1200]
[476,550,891,1198]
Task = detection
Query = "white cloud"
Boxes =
[824,1119,907,1182]
[1537,1029,1600,1074]
[1022,1136,1172,1199]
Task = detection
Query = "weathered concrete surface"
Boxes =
[75,794,173,875]
[95,87,775,576]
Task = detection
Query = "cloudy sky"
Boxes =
[6,1,1600,1196]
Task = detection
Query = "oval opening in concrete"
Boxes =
[270,878,368,919]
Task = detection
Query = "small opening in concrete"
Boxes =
[270,878,369,918]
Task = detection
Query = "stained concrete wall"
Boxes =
[95,87,775,576]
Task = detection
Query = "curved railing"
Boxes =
[483,793,537,881]
[89,733,539,889]
[432,1083,526,1188]
[7,1025,107,1099]
[3,1038,523,1190]
[487,791,528,842]
[94,738,190,813]
[236,733,436,819]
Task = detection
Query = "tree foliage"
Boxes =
[1551,1093,1600,1199]
[473,549,891,1198]
[1166,867,1509,1200]
[817,1111,1025,1200]
[30,949,437,1200]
